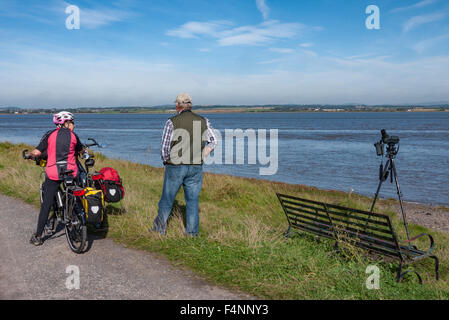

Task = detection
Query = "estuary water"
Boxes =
[1,112,448,206]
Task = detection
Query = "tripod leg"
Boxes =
[391,160,412,243]
[370,159,390,213]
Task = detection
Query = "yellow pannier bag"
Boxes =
[80,187,105,225]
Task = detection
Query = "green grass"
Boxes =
[1,141,448,299]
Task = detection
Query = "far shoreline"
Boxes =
[1,109,449,115]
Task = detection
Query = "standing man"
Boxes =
[151,93,218,236]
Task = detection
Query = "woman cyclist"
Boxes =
[26,111,84,246]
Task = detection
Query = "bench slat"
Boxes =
[281,198,390,227]
[284,204,394,237]
[331,222,396,243]
[327,216,393,237]
[286,211,332,228]
[400,246,428,258]
[287,210,398,250]
[279,194,387,219]
[332,227,398,250]
[290,222,335,239]
[284,207,331,223]
[288,215,333,232]
[353,240,402,259]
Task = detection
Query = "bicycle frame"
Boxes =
[42,170,86,236]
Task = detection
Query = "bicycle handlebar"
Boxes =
[22,149,33,160]
[22,149,44,168]
[84,138,102,148]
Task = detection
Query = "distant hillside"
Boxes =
[1,104,448,114]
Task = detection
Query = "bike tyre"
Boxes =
[64,206,87,254]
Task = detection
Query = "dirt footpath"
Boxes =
[0,194,252,300]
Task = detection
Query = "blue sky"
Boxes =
[0,0,448,107]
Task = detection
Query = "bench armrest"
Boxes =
[402,233,435,255]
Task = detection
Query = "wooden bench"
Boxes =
[276,193,439,284]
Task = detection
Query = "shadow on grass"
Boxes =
[167,200,187,229]
[106,204,127,216]
[82,204,127,251]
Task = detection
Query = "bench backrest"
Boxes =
[276,193,403,260]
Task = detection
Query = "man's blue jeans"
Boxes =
[153,165,203,236]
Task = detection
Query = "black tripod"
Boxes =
[370,142,412,244]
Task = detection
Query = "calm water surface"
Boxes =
[1,112,448,206]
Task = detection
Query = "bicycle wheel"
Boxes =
[64,198,87,254]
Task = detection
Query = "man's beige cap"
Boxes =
[175,93,192,104]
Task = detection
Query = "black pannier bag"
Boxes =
[92,167,125,203]
[80,188,105,225]
[102,180,123,203]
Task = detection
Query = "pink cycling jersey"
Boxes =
[36,127,82,181]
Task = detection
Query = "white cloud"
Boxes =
[167,20,306,46]
[345,53,377,60]
[299,43,314,48]
[403,11,448,32]
[269,48,294,54]
[0,1,55,24]
[166,21,231,38]
[413,33,449,53]
[391,0,437,13]
[219,20,305,46]
[258,58,286,65]
[299,49,318,58]
[256,0,270,20]
[2,42,449,107]
[80,7,128,29]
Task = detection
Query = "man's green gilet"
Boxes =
[168,110,207,165]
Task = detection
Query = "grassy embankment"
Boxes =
[0,141,448,299]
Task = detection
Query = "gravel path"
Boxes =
[0,194,252,300]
